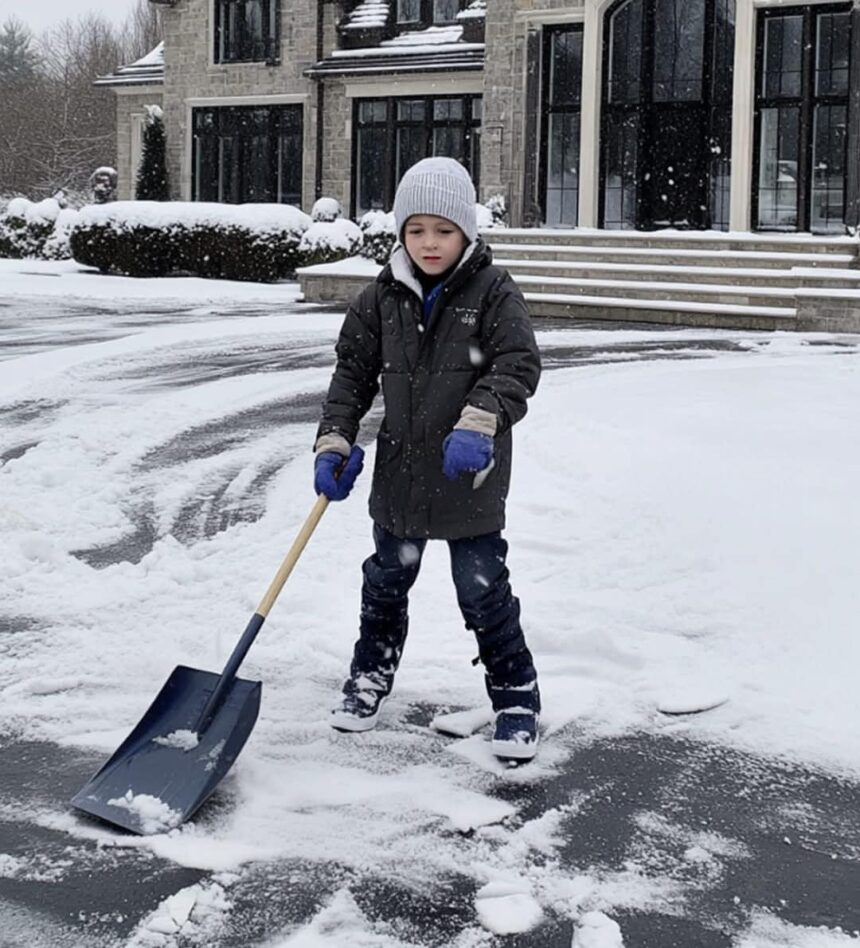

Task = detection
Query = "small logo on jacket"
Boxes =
[456,307,479,327]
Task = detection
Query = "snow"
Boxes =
[106,791,183,835]
[153,729,201,751]
[77,200,311,234]
[0,262,858,942]
[572,911,625,948]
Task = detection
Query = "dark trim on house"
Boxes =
[305,49,484,77]
[521,25,543,227]
[846,7,860,231]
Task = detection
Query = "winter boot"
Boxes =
[486,676,541,761]
[330,669,394,732]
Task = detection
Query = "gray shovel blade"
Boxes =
[70,665,261,835]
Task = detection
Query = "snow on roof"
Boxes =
[341,0,390,30]
[95,41,164,87]
[458,0,486,19]
[330,24,476,57]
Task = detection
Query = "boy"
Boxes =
[313,157,542,761]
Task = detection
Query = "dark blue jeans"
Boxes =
[349,522,538,689]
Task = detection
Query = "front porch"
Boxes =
[297,228,860,331]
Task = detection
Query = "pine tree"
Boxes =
[0,17,39,81]
[135,105,169,201]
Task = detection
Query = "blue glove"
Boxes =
[442,430,494,482]
[314,445,365,501]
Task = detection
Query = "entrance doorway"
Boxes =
[600,0,735,230]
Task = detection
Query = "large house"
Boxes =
[98,0,860,236]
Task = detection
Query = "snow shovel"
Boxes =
[70,493,330,835]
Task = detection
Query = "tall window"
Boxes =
[353,95,482,217]
[215,0,279,64]
[601,0,734,230]
[192,104,302,204]
[755,4,851,233]
[542,25,583,226]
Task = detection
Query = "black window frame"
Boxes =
[352,94,482,218]
[395,0,465,29]
[540,23,584,227]
[214,0,281,65]
[599,0,735,231]
[192,103,303,205]
[752,3,852,234]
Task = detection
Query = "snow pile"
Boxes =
[106,791,183,834]
[126,880,232,946]
[735,912,860,947]
[475,880,543,934]
[572,911,625,948]
[153,729,200,751]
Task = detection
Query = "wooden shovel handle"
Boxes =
[256,493,329,618]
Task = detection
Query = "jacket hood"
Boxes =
[380,238,493,301]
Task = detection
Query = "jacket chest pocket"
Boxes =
[434,307,486,372]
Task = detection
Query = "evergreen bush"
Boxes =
[69,202,312,281]
[135,106,169,201]
[358,210,396,265]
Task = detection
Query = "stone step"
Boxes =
[485,227,859,257]
[495,258,860,289]
[512,274,802,309]
[485,242,857,270]
[523,292,797,331]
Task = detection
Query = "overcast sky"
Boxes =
[0,0,136,34]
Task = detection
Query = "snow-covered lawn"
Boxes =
[0,259,858,947]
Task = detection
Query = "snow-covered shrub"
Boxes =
[358,210,396,264]
[70,202,312,281]
[481,193,508,228]
[0,197,64,258]
[311,197,342,222]
[41,208,82,260]
[298,218,363,266]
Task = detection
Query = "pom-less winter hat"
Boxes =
[393,157,478,243]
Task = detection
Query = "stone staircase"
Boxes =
[297,228,860,331]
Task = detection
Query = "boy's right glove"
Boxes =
[314,445,364,501]
[442,429,494,481]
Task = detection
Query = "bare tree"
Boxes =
[0,4,163,200]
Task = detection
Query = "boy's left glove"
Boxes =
[442,430,494,481]
[314,445,365,501]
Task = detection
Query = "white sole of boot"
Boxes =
[330,697,387,733]
[491,734,540,761]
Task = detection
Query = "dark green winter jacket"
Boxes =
[316,239,541,539]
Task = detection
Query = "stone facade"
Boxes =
[102,0,858,235]
[157,0,320,206]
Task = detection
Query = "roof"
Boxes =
[95,41,164,87]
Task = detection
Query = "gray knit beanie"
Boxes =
[393,157,478,243]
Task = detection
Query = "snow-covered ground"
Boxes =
[0,258,858,947]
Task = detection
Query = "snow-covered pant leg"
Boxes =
[447,532,540,703]
[349,522,427,683]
